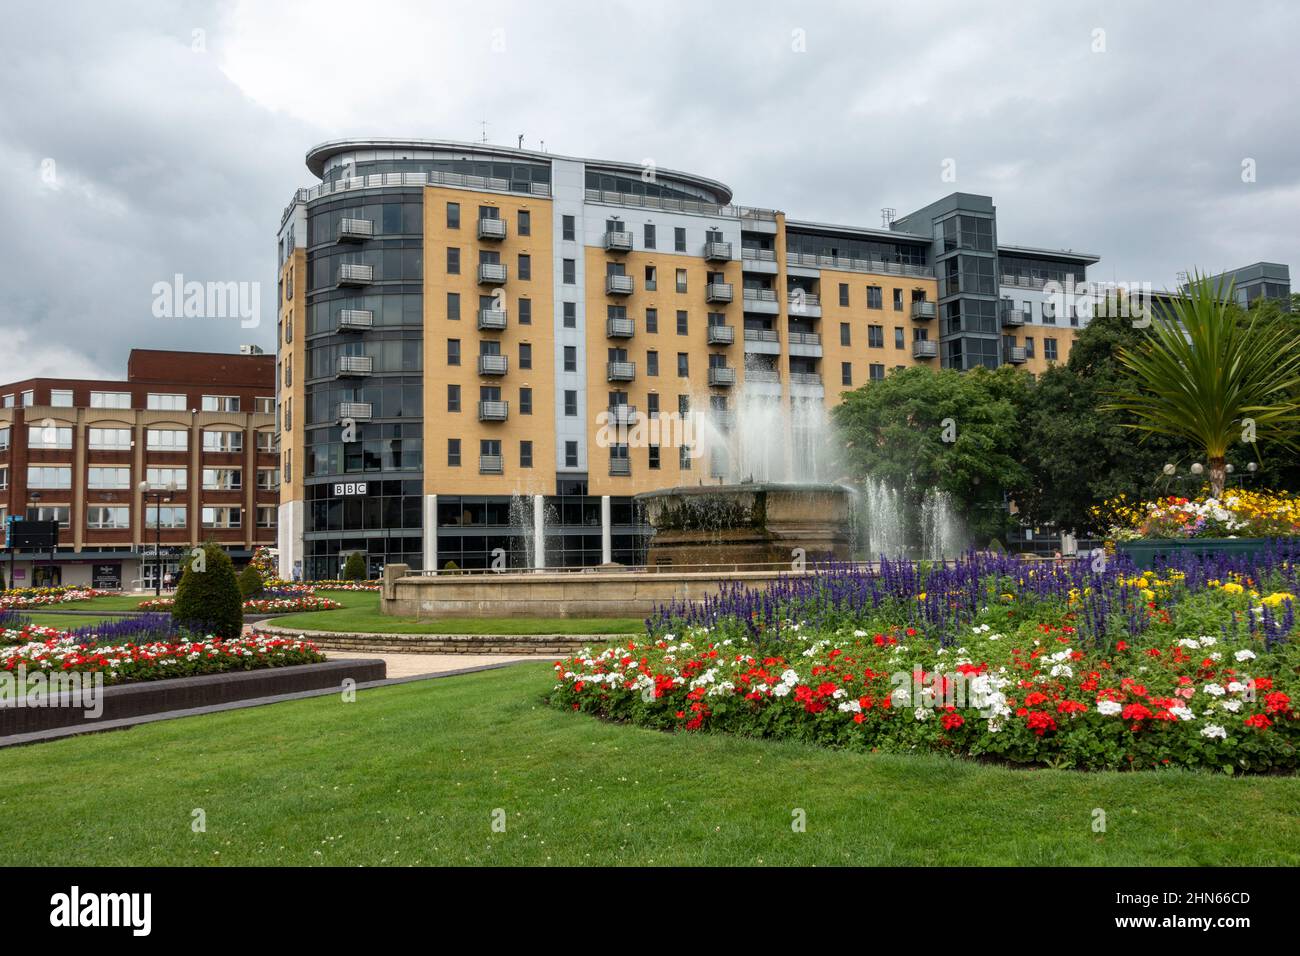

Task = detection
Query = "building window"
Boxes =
[841,362,853,386]
[564,390,578,416]
[562,215,575,241]
[520,440,533,468]
[563,259,576,284]
[447,247,460,274]
[675,269,687,293]
[145,505,186,529]
[21,390,34,407]
[1044,337,1059,361]
[893,288,904,311]
[645,265,657,291]
[564,441,578,468]
[564,346,577,372]
[28,466,72,489]
[563,302,576,328]
[674,227,686,252]
[869,363,885,381]
[86,506,130,530]
[28,425,72,449]
[256,431,275,453]
[50,389,73,407]
[256,467,280,490]
[201,506,241,529]
[677,353,689,377]
[448,438,461,467]
[146,467,187,489]
[648,445,660,469]
[894,327,905,349]
[520,387,532,415]
[676,310,688,335]
[448,339,461,366]
[647,350,659,376]
[88,427,132,450]
[839,283,849,307]
[517,210,531,236]
[146,429,188,451]
[519,343,532,369]
[202,395,240,413]
[646,308,658,333]
[202,468,242,491]
[1024,337,1035,358]
[867,286,883,310]
[447,202,460,228]
[518,254,531,280]
[518,297,531,325]
[839,323,850,346]
[679,445,692,470]
[448,384,461,412]
[89,391,130,409]
[146,393,185,411]
[644,223,656,249]
[255,396,275,415]
[868,325,884,348]
[87,467,130,490]
[202,431,243,453]
[257,506,277,529]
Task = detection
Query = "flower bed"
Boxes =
[550,551,1299,773]
[1,631,326,685]
[137,591,341,613]
[268,579,381,592]
[0,588,106,610]
[1098,489,1300,541]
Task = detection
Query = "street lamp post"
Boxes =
[138,480,176,596]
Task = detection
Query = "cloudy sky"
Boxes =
[2,0,1296,379]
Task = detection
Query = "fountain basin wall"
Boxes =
[381,564,820,619]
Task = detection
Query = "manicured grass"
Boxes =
[0,664,1295,866]
[271,590,641,635]
[7,613,130,633]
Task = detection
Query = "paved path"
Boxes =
[322,649,545,679]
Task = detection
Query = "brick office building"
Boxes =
[0,349,277,590]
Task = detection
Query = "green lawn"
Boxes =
[271,590,641,636]
[10,613,136,633]
[0,663,1295,866]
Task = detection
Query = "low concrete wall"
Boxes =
[381,563,808,619]
[0,659,385,737]
[260,625,606,655]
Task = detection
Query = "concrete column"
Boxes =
[423,494,438,572]
[532,493,545,570]
[601,495,612,565]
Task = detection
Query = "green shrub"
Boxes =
[442,560,461,575]
[237,563,265,599]
[172,542,244,639]
[341,552,368,581]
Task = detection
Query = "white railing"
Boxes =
[285,170,551,223]
[785,251,933,278]
[582,188,778,222]
[337,355,372,375]
[337,309,374,331]
[743,328,780,343]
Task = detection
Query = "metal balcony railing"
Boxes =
[787,291,821,313]
[605,316,634,338]
[609,457,631,476]
[477,354,509,375]
[607,404,637,426]
[788,331,821,347]
[477,262,507,285]
[790,372,823,386]
[477,217,507,240]
[479,454,504,474]
[337,218,374,242]
[911,301,936,320]
[783,251,934,279]
[603,230,633,252]
[1003,345,1028,364]
[477,308,508,331]
[743,328,780,343]
[336,355,372,376]
[477,400,509,421]
[706,324,735,345]
[708,366,736,387]
[605,274,634,296]
[606,360,636,382]
[704,240,733,261]
[745,369,781,383]
[337,309,374,332]
[742,247,777,262]
[912,339,938,359]
[1000,302,1026,327]
[337,263,372,286]
[705,281,734,304]
[743,288,778,302]
[337,402,372,421]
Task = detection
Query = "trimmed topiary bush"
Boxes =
[237,563,266,599]
[172,541,244,639]
[341,551,368,581]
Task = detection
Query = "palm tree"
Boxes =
[1103,272,1300,498]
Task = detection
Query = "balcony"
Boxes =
[705,281,734,304]
[605,274,634,296]
[712,409,735,430]
[708,366,736,387]
[1000,302,1026,327]
[479,454,504,475]
[603,230,633,252]
[609,457,631,477]
[912,339,938,360]
[336,355,372,377]
[337,263,372,287]
[605,315,635,338]
[787,291,821,317]
[477,308,508,331]
[607,404,637,426]
[477,354,509,375]
[790,372,823,386]
[477,217,506,240]
[606,360,636,382]
[1003,345,1027,365]
[706,324,735,345]
[337,218,374,242]
[742,288,780,314]
[911,301,937,321]
[337,309,374,332]
[704,240,733,261]
[478,400,509,422]
[745,369,782,384]
[477,262,507,285]
[788,331,822,358]
[337,402,372,421]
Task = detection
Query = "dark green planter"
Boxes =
[1118,537,1299,570]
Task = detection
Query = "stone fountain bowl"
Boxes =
[634,482,852,567]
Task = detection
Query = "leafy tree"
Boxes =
[172,541,244,639]
[832,365,1032,544]
[341,551,368,581]
[237,563,265,599]
[1104,273,1300,497]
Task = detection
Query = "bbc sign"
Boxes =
[333,482,369,497]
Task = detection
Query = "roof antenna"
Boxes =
[479,119,488,143]
[517,133,524,149]
[881,207,896,229]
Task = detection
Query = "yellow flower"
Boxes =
[1221,582,1244,595]
[1260,592,1295,608]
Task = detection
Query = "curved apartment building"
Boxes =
[274,139,1112,577]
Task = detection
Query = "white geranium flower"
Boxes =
[1203,683,1226,697]
[913,706,932,721]
[1219,700,1242,713]
[1234,649,1256,662]
[1200,724,1227,740]
[1096,700,1122,716]
[1198,636,1217,647]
